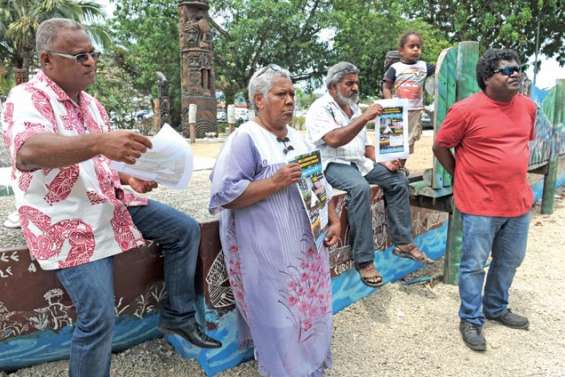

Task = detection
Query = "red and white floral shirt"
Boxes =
[1,71,147,270]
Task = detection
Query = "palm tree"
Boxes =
[0,0,110,84]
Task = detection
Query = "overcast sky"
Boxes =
[95,0,563,89]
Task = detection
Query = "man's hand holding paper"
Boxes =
[111,124,193,189]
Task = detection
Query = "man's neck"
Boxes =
[64,89,80,103]
[43,71,80,103]
[333,96,353,117]
[485,89,515,103]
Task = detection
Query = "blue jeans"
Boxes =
[56,199,200,377]
[325,162,413,267]
[459,212,530,326]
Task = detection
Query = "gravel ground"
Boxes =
[5,133,565,376]
[7,197,565,376]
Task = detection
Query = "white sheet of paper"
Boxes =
[110,124,193,189]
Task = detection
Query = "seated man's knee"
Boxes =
[349,181,371,200]
[177,214,200,244]
[389,174,409,194]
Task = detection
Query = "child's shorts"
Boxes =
[408,109,423,154]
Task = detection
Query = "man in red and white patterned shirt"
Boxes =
[2,18,220,376]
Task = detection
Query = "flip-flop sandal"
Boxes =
[393,245,433,264]
[358,265,384,288]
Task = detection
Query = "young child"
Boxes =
[383,32,435,160]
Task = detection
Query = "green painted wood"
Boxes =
[443,207,463,284]
[432,46,457,189]
[542,157,558,214]
[455,41,480,101]
[441,42,480,285]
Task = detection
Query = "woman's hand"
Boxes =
[324,221,341,247]
[270,163,302,188]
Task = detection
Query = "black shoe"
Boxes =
[459,320,486,352]
[159,323,222,349]
[486,309,529,330]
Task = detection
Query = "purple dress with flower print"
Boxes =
[209,121,333,377]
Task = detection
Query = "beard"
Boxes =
[335,91,359,108]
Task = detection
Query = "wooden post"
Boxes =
[444,207,463,284]
[541,79,565,214]
[227,104,235,134]
[153,98,161,133]
[442,41,480,284]
[189,103,197,143]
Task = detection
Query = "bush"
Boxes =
[292,115,305,130]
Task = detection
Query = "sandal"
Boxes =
[393,244,433,264]
[357,263,384,288]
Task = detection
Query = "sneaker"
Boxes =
[486,309,529,330]
[459,320,486,352]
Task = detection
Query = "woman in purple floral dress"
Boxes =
[209,65,340,376]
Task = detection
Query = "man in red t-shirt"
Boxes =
[433,48,536,352]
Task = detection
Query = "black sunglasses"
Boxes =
[493,65,521,76]
[276,136,294,155]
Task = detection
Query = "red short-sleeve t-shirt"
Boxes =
[435,92,537,217]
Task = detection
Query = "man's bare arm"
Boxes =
[432,143,455,175]
[322,103,383,148]
[16,131,152,171]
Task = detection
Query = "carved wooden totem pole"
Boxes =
[179,0,217,138]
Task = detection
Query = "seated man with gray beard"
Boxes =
[305,62,432,288]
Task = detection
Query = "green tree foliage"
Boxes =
[400,0,565,65]
[88,51,140,130]
[331,0,450,97]
[211,0,334,102]
[0,0,108,83]
[109,0,182,126]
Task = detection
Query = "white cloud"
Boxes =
[526,56,565,90]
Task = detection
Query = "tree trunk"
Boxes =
[14,68,28,85]
[14,53,32,85]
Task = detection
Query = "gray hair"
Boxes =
[36,18,85,53]
[325,62,359,89]
[247,64,292,108]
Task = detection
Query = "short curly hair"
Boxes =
[476,48,520,91]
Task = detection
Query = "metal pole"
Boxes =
[533,20,541,88]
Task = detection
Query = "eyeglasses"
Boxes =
[48,50,101,64]
[493,65,521,76]
[255,64,284,78]
[276,136,294,155]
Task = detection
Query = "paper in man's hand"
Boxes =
[111,124,193,189]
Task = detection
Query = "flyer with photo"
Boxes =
[291,150,329,251]
[374,99,410,161]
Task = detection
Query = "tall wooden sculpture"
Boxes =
[179,0,217,138]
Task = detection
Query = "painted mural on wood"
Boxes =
[0,244,164,342]
[200,187,447,311]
